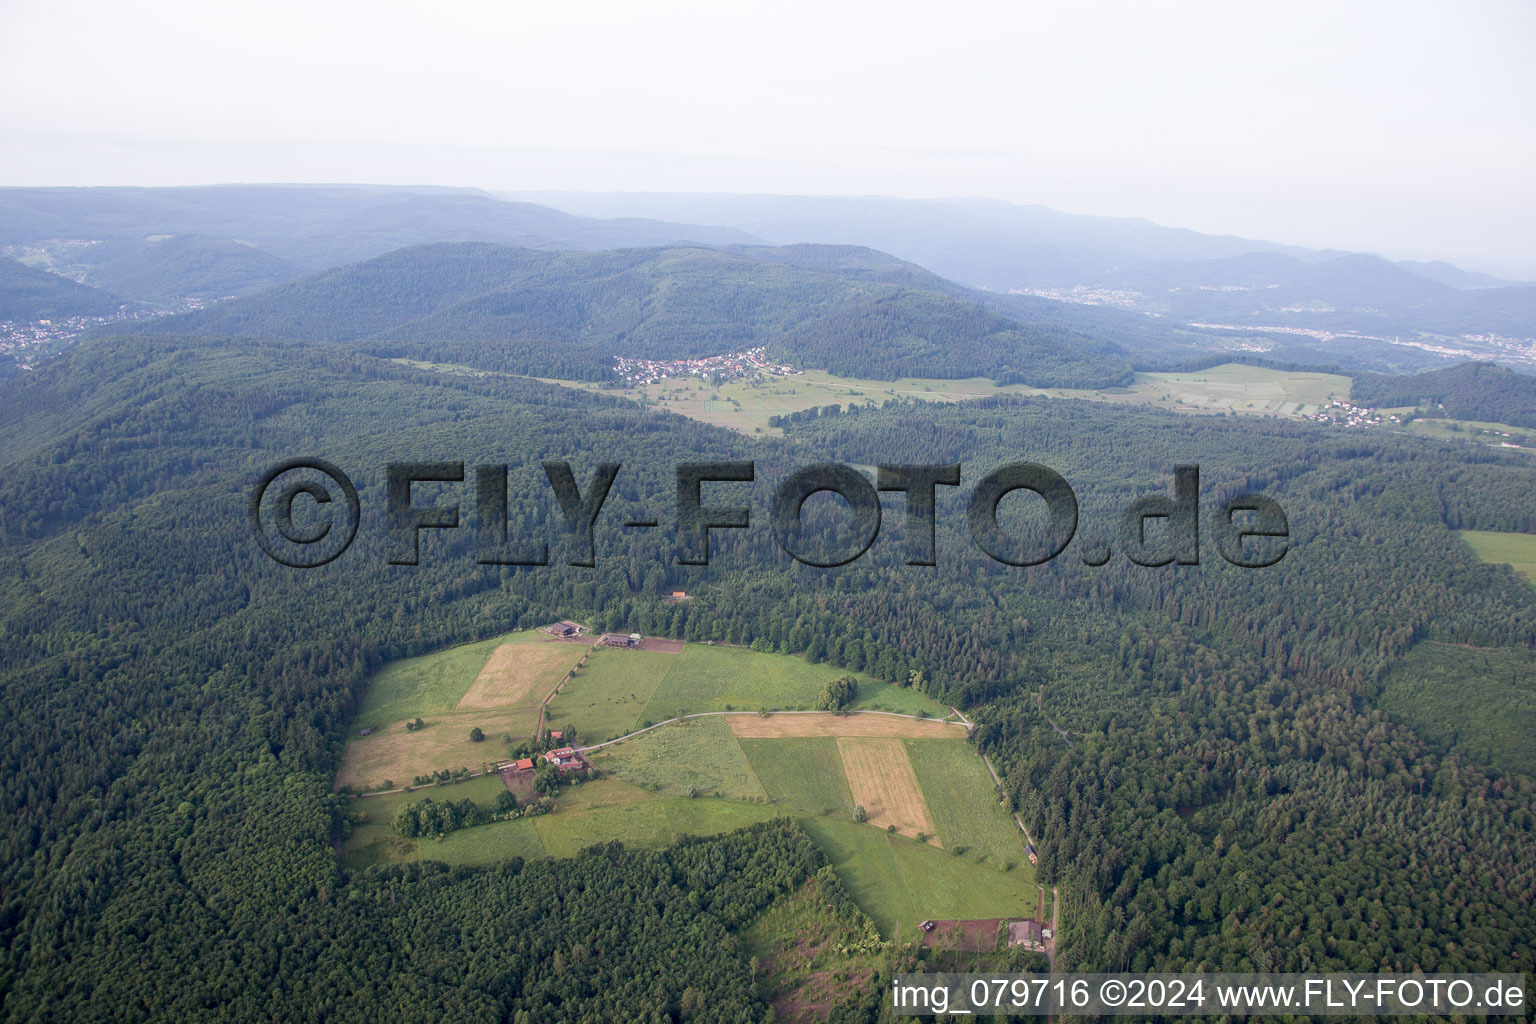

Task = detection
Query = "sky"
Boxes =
[2,0,1534,277]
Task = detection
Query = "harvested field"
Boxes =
[456,641,584,710]
[837,737,938,842]
[727,713,966,739]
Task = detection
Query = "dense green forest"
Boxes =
[0,256,127,320]
[1,331,1533,1020]
[115,242,1133,387]
[1352,361,1536,428]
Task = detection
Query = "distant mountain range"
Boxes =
[118,241,1132,388]
[4,184,1534,378]
[507,192,1536,369]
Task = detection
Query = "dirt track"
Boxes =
[726,713,967,739]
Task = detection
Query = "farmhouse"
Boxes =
[599,632,641,648]
[545,746,587,770]
[514,758,535,772]
[548,620,583,638]
[1008,919,1045,952]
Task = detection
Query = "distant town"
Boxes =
[1,301,208,371]
[613,346,798,386]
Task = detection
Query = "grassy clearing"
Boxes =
[533,796,776,858]
[336,705,541,790]
[907,740,1030,869]
[593,715,768,800]
[544,648,678,742]
[1377,641,1536,777]
[340,774,508,870]
[743,878,883,1023]
[1459,530,1536,583]
[456,641,584,710]
[635,645,950,722]
[1403,419,1535,449]
[740,738,854,817]
[837,738,937,842]
[354,629,546,725]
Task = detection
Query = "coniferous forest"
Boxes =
[1,332,1533,1021]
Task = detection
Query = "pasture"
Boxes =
[338,632,1037,937]
[727,713,965,739]
[1459,529,1536,583]
[335,705,541,790]
[1139,364,1350,416]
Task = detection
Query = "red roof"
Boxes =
[550,730,563,740]
[546,747,575,759]
[515,758,534,771]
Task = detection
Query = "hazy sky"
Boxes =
[3,0,1534,276]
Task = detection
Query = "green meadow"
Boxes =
[340,635,1036,937]
[1459,529,1536,583]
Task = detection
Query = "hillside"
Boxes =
[0,185,760,274]
[1351,361,1536,428]
[0,256,127,321]
[127,242,1135,387]
[74,234,304,301]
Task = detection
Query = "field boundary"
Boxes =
[579,708,970,752]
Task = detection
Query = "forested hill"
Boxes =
[0,256,127,320]
[2,330,1534,1019]
[1352,361,1536,428]
[118,241,1135,387]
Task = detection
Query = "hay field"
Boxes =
[837,737,937,842]
[456,641,585,710]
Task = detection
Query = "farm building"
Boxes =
[544,747,587,770]
[548,620,583,637]
[514,758,535,772]
[1008,919,1045,951]
[598,632,640,648]
[1026,843,1039,865]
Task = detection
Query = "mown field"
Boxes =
[339,636,1036,937]
[1459,529,1536,583]
[546,643,952,743]
[1375,641,1536,777]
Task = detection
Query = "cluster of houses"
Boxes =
[0,302,203,371]
[612,347,798,386]
[501,734,587,775]
[1313,400,1391,428]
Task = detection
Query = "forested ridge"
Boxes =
[1351,361,1536,428]
[112,242,1133,387]
[1,332,1533,1020]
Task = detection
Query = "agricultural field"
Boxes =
[338,632,1036,937]
[836,737,937,841]
[1376,641,1536,776]
[1138,364,1350,416]
[1460,530,1536,583]
[538,361,1352,437]
[335,704,541,790]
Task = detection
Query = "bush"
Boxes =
[469,727,485,742]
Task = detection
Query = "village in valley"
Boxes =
[613,346,798,386]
